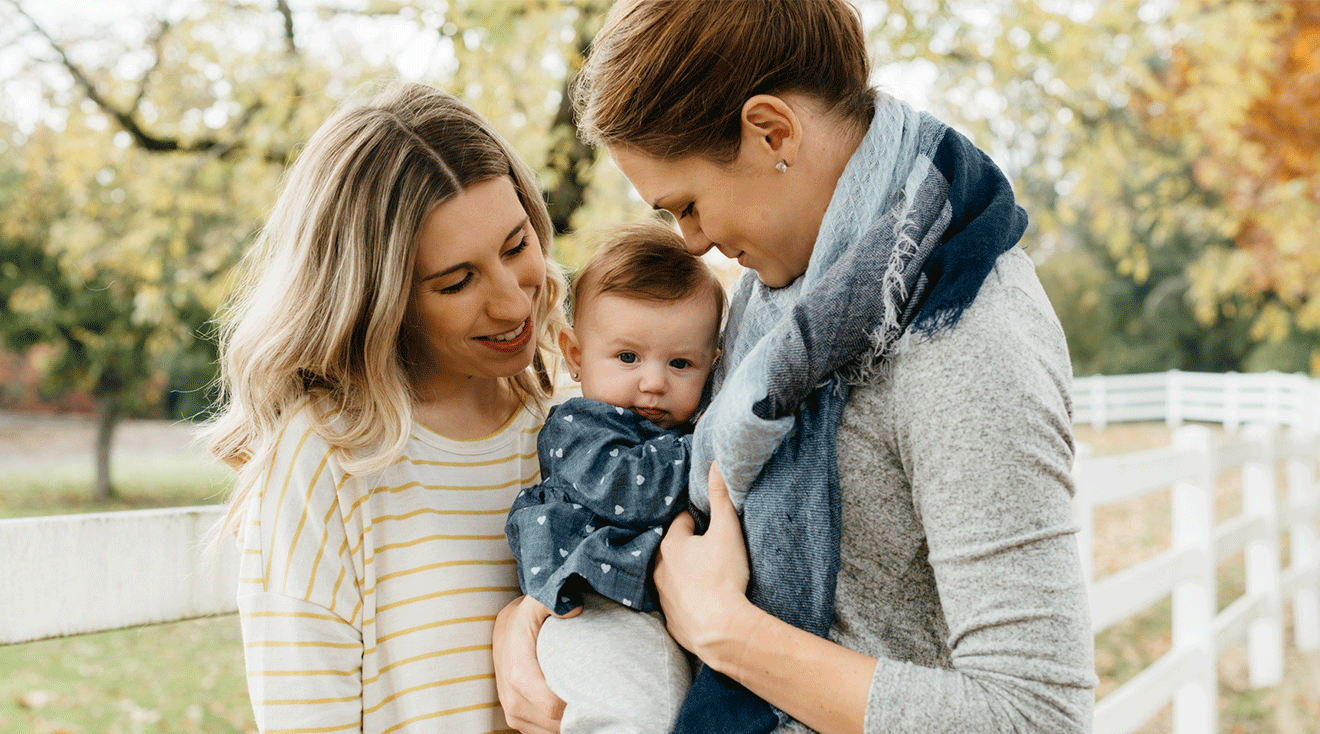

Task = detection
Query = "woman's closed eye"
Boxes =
[678,202,695,220]
[503,235,530,259]
[437,271,473,294]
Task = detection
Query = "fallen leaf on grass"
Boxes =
[17,689,55,709]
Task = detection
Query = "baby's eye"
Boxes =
[618,352,638,364]
[669,358,691,369]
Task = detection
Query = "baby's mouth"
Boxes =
[631,407,666,423]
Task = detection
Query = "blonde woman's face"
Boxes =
[408,176,545,389]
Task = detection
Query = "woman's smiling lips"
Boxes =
[475,317,533,354]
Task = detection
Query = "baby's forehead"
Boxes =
[576,291,721,342]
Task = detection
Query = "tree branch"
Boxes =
[4,0,291,163]
[274,0,297,56]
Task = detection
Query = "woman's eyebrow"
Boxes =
[417,218,529,284]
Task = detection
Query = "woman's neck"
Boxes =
[411,375,522,440]
[783,92,870,242]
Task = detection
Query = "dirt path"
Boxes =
[0,412,210,473]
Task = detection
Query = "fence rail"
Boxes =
[2,369,1319,734]
[0,505,237,644]
[1076,423,1320,734]
[1074,369,1320,432]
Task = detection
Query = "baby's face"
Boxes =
[566,292,719,429]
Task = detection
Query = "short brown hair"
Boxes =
[573,0,874,162]
[570,221,725,341]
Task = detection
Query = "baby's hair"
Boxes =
[570,220,726,338]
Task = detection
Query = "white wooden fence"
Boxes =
[1075,369,1320,432]
[1077,424,1320,734]
[1,369,1318,734]
[1071,369,1320,734]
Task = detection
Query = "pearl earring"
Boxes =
[775,160,788,173]
[572,372,579,380]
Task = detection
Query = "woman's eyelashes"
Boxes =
[678,202,694,220]
[435,236,530,295]
[503,235,530,259]
[438,272,473,294]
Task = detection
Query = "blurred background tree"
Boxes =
[869,0,1319,376]
[2,0,1317,497]
[0,0,614,497]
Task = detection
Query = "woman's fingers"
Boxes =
[705,461,738,528]
[667,503,696,536]
[492,595,564,734]
[654,461,753,659]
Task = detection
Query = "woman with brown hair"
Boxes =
[494,2,1096,733]
[205,82,567,733]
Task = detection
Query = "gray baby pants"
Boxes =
[538,593,693,734]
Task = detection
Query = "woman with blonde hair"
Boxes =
[205,81,566,733]
[495,2,1096,733]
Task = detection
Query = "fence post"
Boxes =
[1091,375,1107,431]
[1266,371,1284,427]
[1224,371,1241,433]
[1166,369,1183,428]
[1171,425,1217,734]
[1243,423,1285,687]
[1287,429,1319,651]
[1072,443,1095,586]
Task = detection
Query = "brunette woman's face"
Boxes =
[610,145,818,289]
[408,176,545,387]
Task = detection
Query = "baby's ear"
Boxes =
[711,349,722,369]
[559,327,583,380]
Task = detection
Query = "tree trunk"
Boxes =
[544,7,604,236]
[92,393,120,502]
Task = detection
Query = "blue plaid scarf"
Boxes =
[673,94,1028,732]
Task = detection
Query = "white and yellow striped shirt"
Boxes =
[236,405,543,734]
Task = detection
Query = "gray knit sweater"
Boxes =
[782,246,1097,733]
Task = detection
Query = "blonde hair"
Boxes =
[570,221,725,340]
[203,82,567,539]
[573,0,874,162]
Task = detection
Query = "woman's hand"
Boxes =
[654,462,760,669]
[493,595,568,734]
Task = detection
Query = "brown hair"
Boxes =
[573,0,874,162]
[571,221,725,340]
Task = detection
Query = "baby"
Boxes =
[505,221,725,734]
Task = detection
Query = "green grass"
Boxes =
[1,456,252,734]
[0,458,232,519]
[0,617,253,734]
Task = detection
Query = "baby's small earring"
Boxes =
[571,372,580,380]
[775,160,788,173]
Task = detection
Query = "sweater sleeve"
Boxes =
[853,253,1097,733]
[235,415,364,734]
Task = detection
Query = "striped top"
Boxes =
[235,404,543,734]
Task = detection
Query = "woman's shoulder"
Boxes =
[849,247,1072,420]
[900,248,1066,377]
[267,402,343,467]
